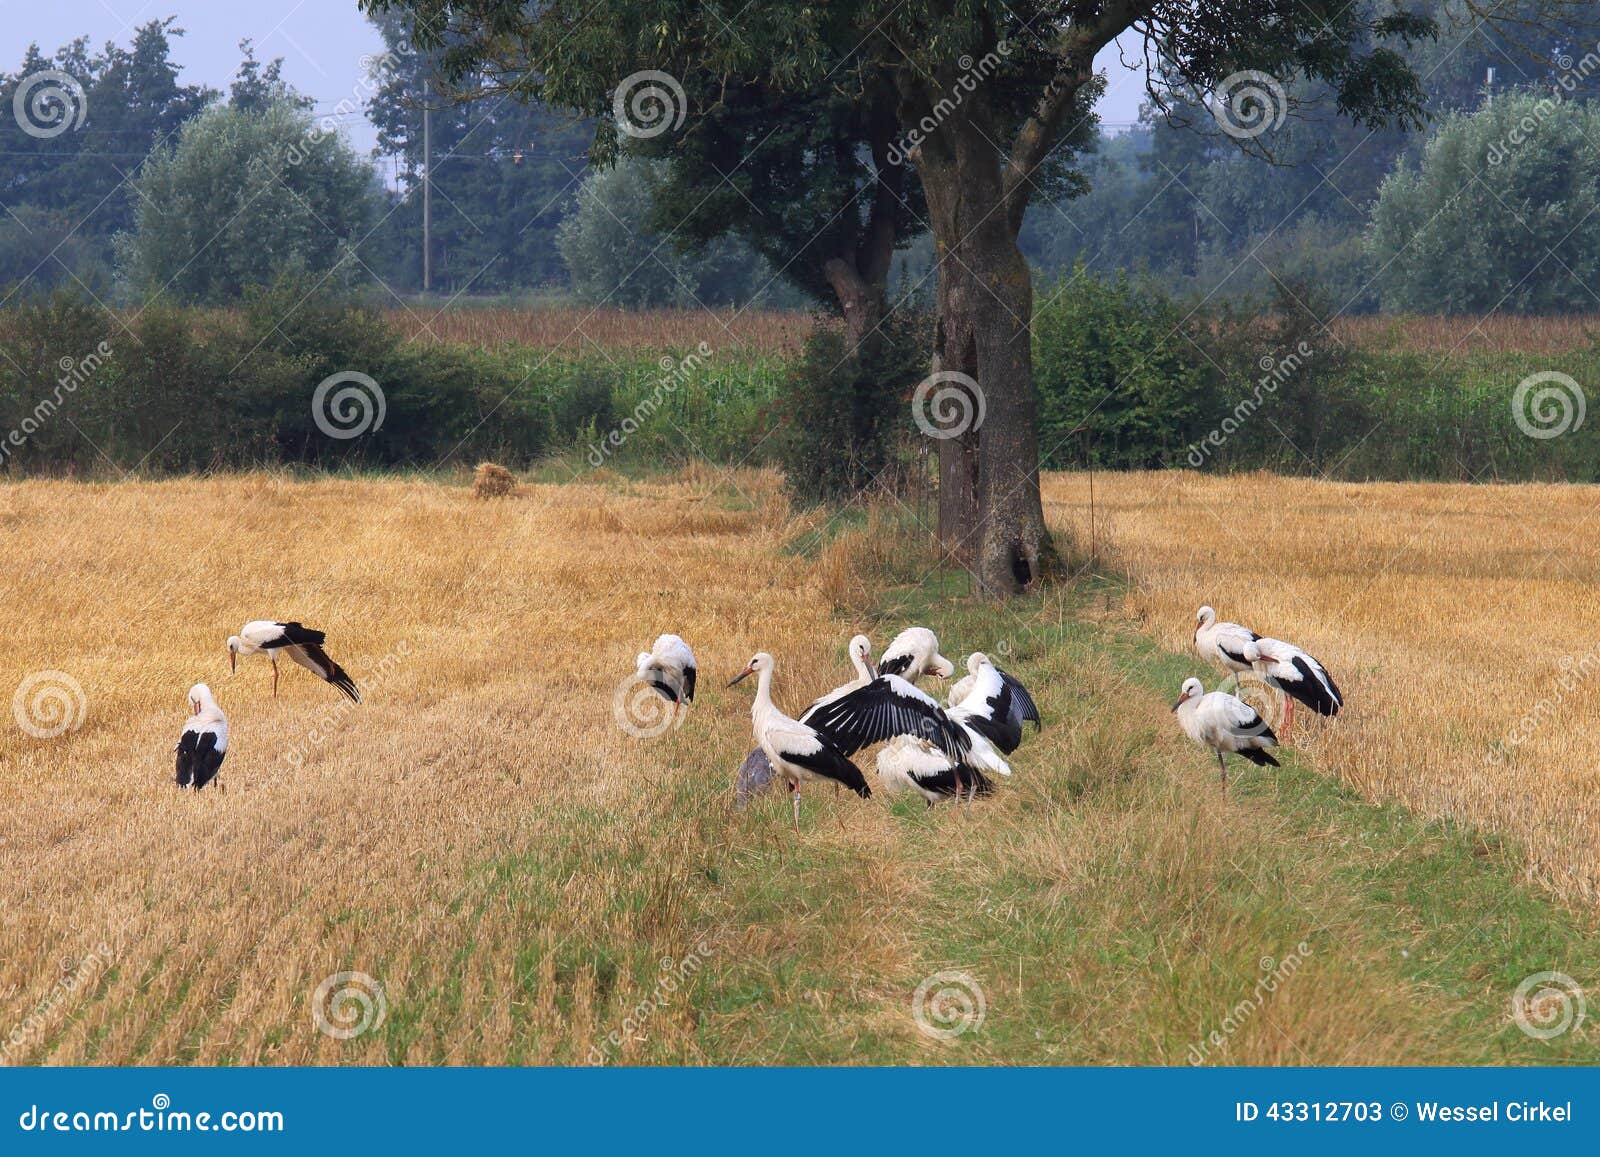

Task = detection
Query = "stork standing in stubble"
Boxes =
[175,683,228,791]
[636,633,697,704]
[1193,606,1341,740]
[1171,677,1279,789]
[227,621,360,701]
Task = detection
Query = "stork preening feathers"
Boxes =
[1171,677,1278,788]
[877,627,954,683]
[637,633,697,704]
[1193,606,1341,740]
[175,683,228,791]
[227,621,359,702]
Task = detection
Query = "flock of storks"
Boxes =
[168,607,1342,811]
[635,606,1343,829]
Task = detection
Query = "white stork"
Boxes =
[877,627,954,683]
[1171,677,1279,789]
[876,736,999,807]
[636,633,697,704]
[728,653,968,832]
[227,621,359,701]
[803,634,875,710]
[1194,607,1342,740]
[946,653,1040,753]
[175,683,228,791]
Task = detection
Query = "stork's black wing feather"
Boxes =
[803,676,970,761]
[998,666,1040,730]
[784,744,871,798]
[950,665,1024,754]
[267,621,327,649]
[176,731,224,790]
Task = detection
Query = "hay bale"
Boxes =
[472,461,517,499]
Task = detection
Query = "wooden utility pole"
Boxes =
[423,79,432,292]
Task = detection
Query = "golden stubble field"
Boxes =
[0,468,864,1064]
[4,466,1597,1067]
[1044,470,1600,903]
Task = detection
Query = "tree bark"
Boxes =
[910,84,1059,597]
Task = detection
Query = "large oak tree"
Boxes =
[366,1,1550,595]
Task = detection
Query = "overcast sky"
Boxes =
[9,1,1150,162]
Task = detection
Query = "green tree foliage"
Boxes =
[0,20,213,280]
[556,158,792,308]
[779,310,928,501]
[118,102,384,304]
[1369,91,1600,314]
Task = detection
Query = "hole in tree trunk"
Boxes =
[1010,547,1032,589]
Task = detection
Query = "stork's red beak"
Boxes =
[1171,692,1190,712]
[727,667,754,688]
[229,651,236,674]
[866,659,877,679]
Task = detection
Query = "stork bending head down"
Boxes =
[227,621,359,702]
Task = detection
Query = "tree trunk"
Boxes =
[916,118,1056,598]
[823,256,885,358]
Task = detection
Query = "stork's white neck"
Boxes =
[750,666,778,730]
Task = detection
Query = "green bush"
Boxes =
[778,310,929,502]
[1033,265,1211,468]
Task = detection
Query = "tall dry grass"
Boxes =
[1044,469,1600,903]
[1331,313,1600,354]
